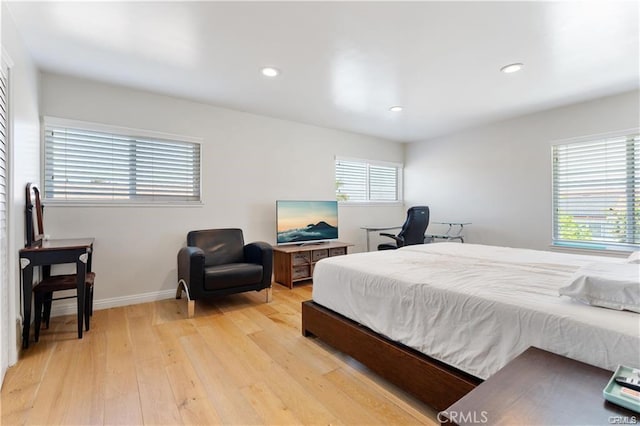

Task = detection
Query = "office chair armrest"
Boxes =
[177,246,205,292]
[244,242,273,288]
[379,233,404,244]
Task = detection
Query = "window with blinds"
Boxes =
[552,132,639,250]
[335,158,402,202]
[43,119,201,203]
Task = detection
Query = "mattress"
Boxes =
[312,243,640,379]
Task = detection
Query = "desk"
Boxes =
[360,226,402,251]
[441,347,635,425]
[19,238,94,348]
[426,221,471,243]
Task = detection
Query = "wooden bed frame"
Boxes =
[301,300,482,412]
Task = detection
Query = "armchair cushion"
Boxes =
[204,263,263,291]
[188,228,245,267]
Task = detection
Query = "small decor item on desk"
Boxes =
[603,365,640,413]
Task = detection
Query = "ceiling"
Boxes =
[6,1,640,142]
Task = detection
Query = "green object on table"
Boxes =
[603,365,640,413]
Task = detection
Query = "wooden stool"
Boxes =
[32,272,95,342]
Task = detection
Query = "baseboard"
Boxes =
[49,289,177,318]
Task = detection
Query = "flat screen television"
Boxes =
[276,200,339,245]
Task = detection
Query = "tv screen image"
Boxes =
[276,200,339,245]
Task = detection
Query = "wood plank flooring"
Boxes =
[1,283,438,425]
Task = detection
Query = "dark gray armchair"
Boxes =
[177,228,273,317]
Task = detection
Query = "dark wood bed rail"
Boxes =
[302,300,482,412]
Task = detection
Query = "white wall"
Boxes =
[405,90,640,251]
[1,3,42,375]
[39,73,405,310]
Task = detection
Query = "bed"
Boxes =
[301,243,640,411]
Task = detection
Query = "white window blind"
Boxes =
[0,70,7,242]
[552,133,639,250]
[0,62,9,379]
[336,158,401,202]
[43,120,201,203]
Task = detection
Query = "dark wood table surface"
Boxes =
[442,347,638,426]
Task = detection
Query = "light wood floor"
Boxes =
[1,283,438,425]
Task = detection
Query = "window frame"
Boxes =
[335,156,403,205]
[41,116,203,207]
[550,128,639,252]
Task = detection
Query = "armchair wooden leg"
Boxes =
[265,287,272,303]
[187,300,195,318]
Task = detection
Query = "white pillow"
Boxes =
[627,251,640,264]
[559,262,640,313]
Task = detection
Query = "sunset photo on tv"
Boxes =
[276,200,338,244]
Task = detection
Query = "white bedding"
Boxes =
[312,243,640,379]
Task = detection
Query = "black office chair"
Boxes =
[378,206,430,250]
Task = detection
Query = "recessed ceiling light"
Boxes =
[261,67,280,77]
[500,63,524,74]
[389,106,403,112]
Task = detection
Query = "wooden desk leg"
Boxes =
[20,259,33,349]
[76,254,88,339]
